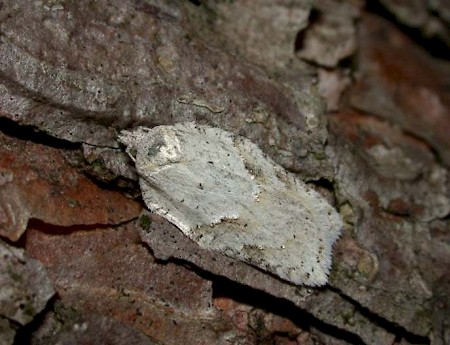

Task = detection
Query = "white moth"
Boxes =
[119,123,343,286]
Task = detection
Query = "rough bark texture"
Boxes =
[0,1,449,344]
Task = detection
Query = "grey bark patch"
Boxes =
[119,123,343,286]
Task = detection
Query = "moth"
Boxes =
[119,122,342,286]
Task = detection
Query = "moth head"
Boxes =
[144,127,181,166]
[119,126,182,169]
